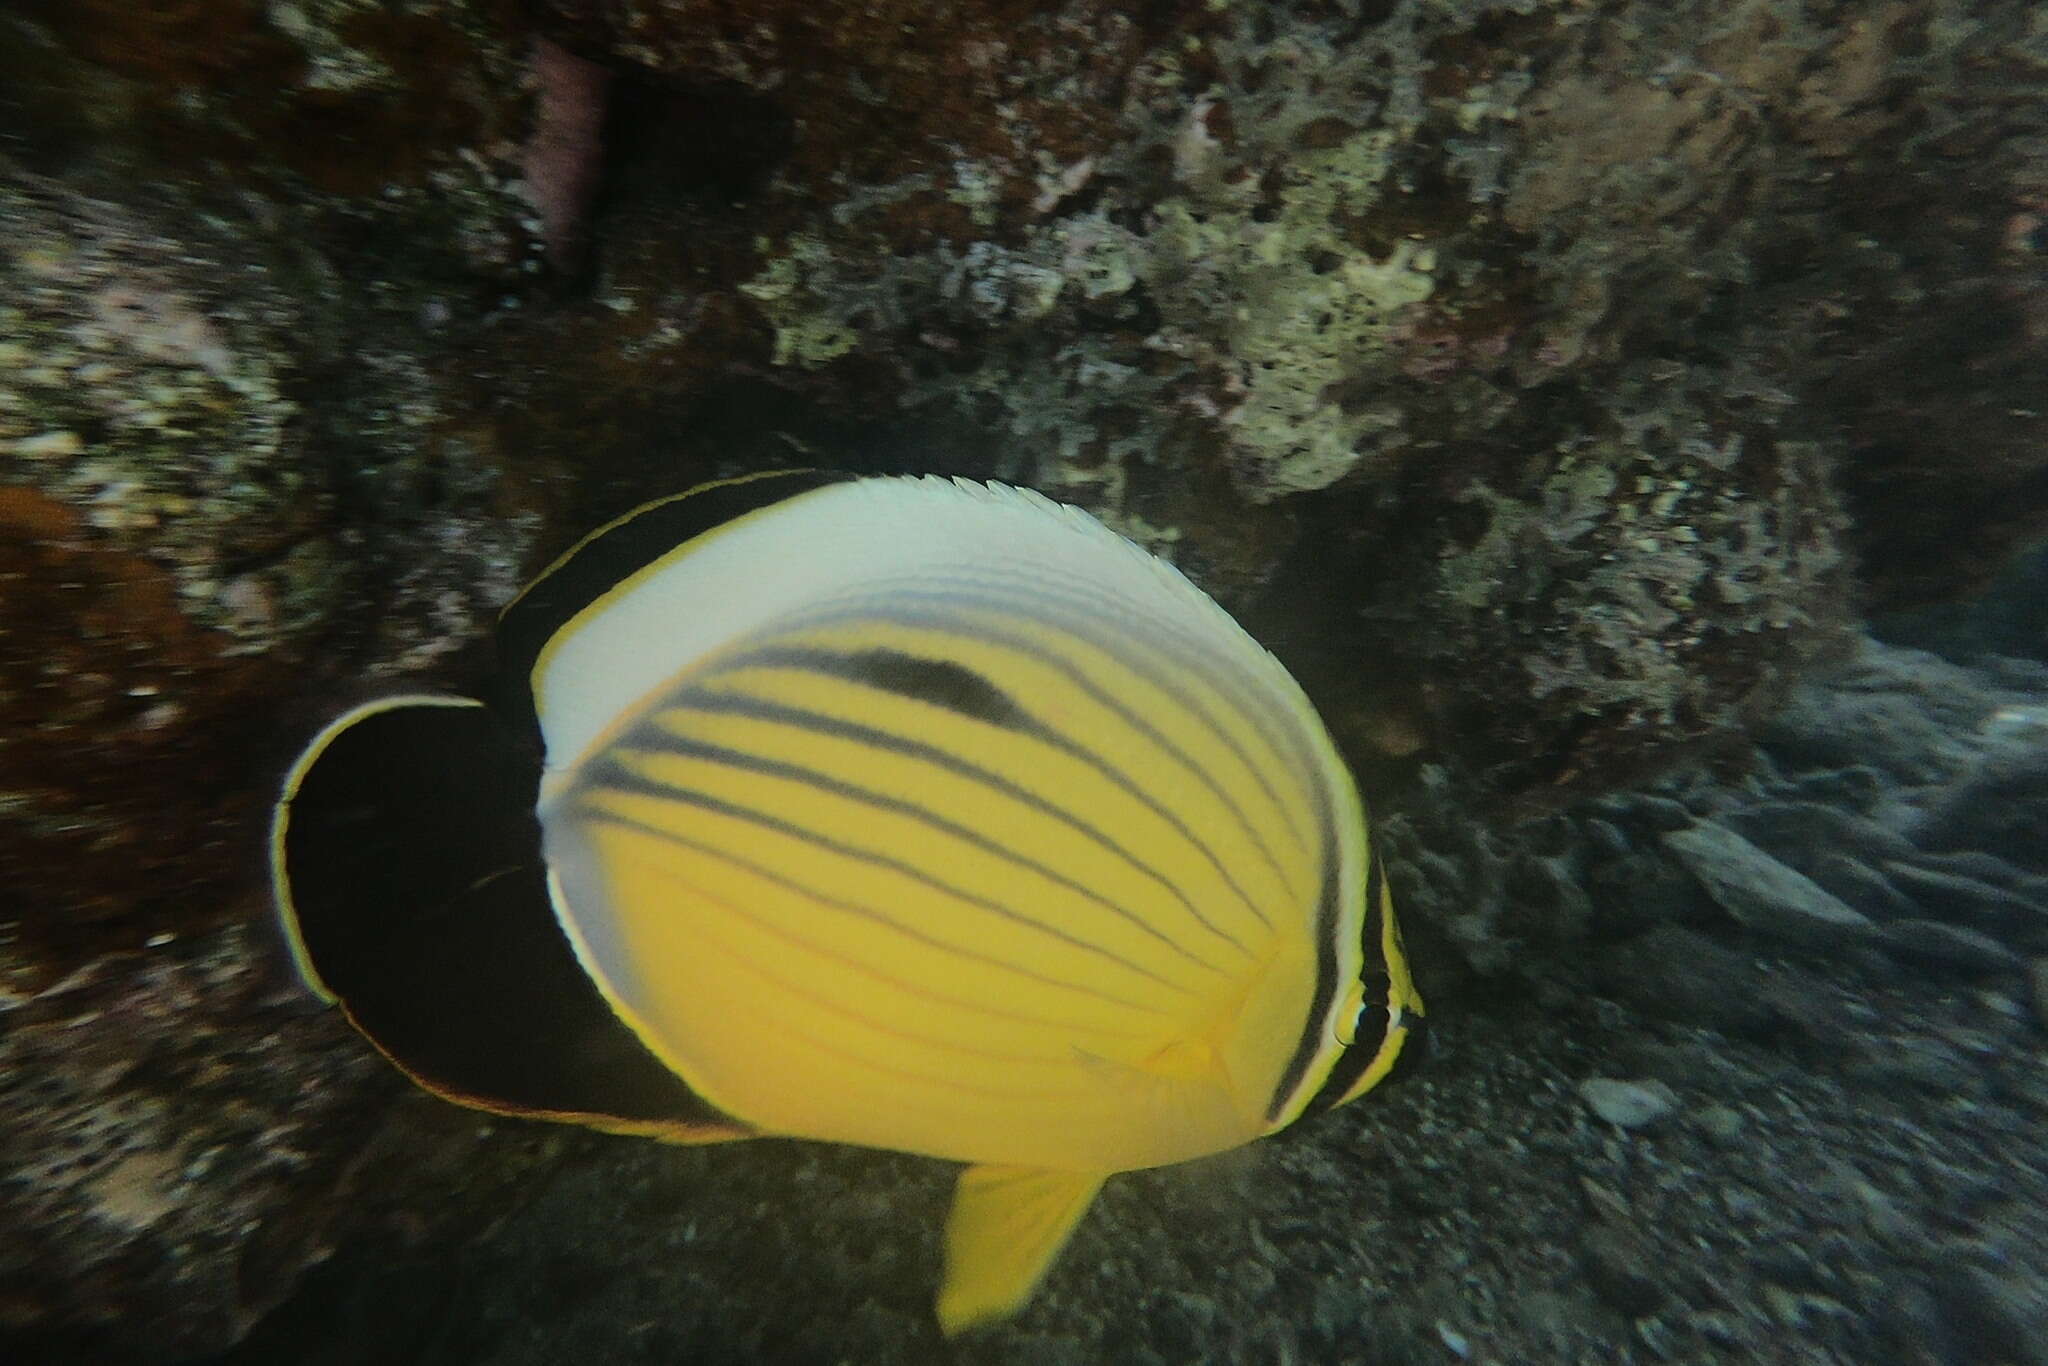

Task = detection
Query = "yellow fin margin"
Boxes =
[937,1165,1108,1335]
[269,694,483,1004]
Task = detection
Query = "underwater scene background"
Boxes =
[1,1,2044,1363]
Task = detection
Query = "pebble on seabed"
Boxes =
[1578,1078,1679,1130]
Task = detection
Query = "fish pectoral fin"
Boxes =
[937,1165,1108,1336]
[1071,1044,1256,1151]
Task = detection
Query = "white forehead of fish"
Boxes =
[531,477,1261,802]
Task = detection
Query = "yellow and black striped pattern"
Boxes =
[542,560,1370,1173]
[270,474,1421,1332]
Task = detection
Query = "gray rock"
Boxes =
[2031,958,2048,1029]
[1687,1309,1748,1348]
[1578,1078,1678,1129]
[1755,968,1874,1045]
[1510,853,1593,941]
[1771,765,1887,813]
[1932,1265,2048,1366]
[1874,1276,1957,1365]
[1582,818,1632,859]
[1914,746,2048,875]
[1586,792,1638,822]
[1876,920,2026,976]
[1625,796,1697,833]
[1579,1224,1665,1315]
[1802,853,1919,920]
[1591,925,1778,1036]
[1604,1038,1727,1091]
[1884,862,2042,933]
[1587,853,1714,936]
[1721,801,1918,876]
[1762,660,1985,786]
[1813,1159,1917,1247]
[1633,1315,1679,1358]
[1663,823,1877,946]
[1847,1037,1983,1093]
[1976,654,2048,691]
[1693,1106,1746,1145]
[1908,849,2038,892]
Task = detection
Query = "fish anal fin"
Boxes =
[937,1165,1107,1336]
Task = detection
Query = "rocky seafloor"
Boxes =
[179,623,2047,1366]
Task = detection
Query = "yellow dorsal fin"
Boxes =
[937,1165,1109,1335]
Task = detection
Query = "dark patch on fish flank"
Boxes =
[840,648,1027,728]
[794,602,1294,921]
[666,688,1241,950]
[727,627,1275,933]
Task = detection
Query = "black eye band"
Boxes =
[1298,1003,1391,1118]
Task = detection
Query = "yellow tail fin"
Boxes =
[936,1165,1108,1335]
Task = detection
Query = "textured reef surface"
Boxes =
[1,0,2045,1362]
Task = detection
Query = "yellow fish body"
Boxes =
[271,471,1422,1332]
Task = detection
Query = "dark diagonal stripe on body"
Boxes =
[821,647,1028,728]
[710,639,1272,939]
[578,760,1196,996]
[614,732,1241,970]
[786,573,1321,868]
[1296,851,1391,1118]
[1265,840,1348,1122]
[911,565,1326,838]
[574,804,1169,1017]
[732,616,1283,931]
[658,688,1236,953]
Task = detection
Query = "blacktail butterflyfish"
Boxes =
[270,469,1424,1333]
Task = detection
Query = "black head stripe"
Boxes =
[1292,838,1420,1120]
[1264,831,1343,1122]
[1298,1005,1389,1118]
